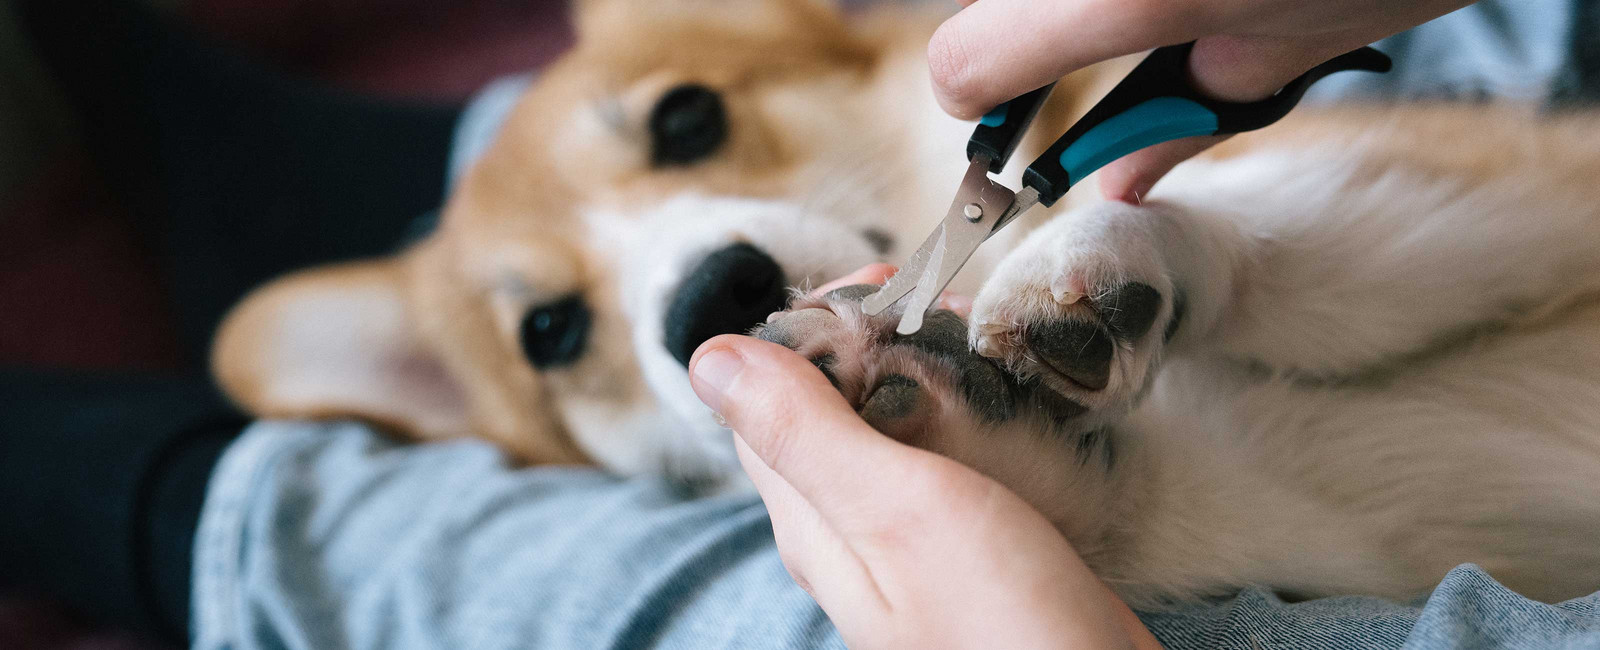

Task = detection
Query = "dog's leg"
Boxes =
[967,199,1232,424]
[1147,149,1600,378]
[973,143,1600,387]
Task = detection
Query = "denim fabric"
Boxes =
[1304,0,1580,103]
[192,422,1600,650]
[192,422,843,650]
[1142,568,1600,649]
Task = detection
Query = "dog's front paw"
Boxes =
[753,285,1003,444]
[753,285,1124,541]
[970,217,1176,416]
[753,284,1095,442]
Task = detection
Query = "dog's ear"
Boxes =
[211,258,470,440]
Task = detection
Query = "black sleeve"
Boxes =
[0,369,248,643]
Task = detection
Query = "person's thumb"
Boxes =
[689,334,923,517]
[1097,35,1353,203]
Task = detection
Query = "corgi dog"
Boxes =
[213,0,1600,607]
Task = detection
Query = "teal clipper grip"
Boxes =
[968,83,1056,173]
[1021,42,1391,207]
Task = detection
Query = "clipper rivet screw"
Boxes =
[963,203,983,222]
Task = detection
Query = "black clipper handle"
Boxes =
[966,82,1056,173]
[1017,42,1391,207]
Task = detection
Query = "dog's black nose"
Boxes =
[664,243,789,366]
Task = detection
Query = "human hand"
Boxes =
[927,0,1472,202]
[689,265,1161,649]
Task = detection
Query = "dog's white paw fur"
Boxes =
[969,203,1176,419]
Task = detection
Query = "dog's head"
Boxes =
[214,0,1106,481]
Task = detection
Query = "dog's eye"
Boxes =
[648,84,727,166]
[519,296,591,369]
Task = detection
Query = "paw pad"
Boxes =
[1097,282,1163,341]
[971,277,1169,414]
[1027,319,1114,391]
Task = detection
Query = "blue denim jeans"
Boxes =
[193,422,1600,650]
[193,3,1600,647]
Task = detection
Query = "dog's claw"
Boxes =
[1051,287,1085,305]
[1048,275,1088,305]
[974,336,1003,358]
[977,321,1010,336]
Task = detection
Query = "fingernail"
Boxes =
[691,347,745,415]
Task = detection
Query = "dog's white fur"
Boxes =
[958,113,1600,605]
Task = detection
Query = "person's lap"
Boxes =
[196,421,1600,650]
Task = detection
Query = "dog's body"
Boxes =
[213,0,1600,606]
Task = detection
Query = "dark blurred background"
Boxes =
[1,1,575,646]
[0,0,573,373]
